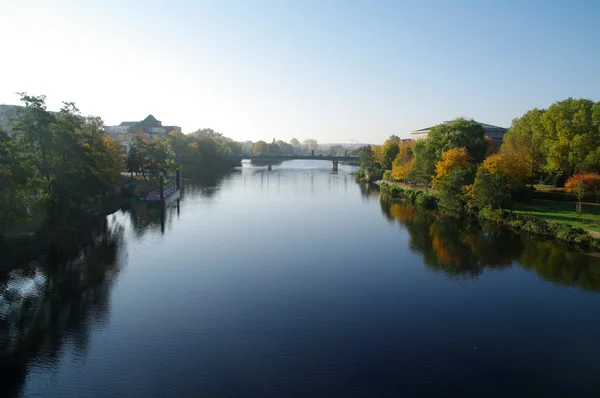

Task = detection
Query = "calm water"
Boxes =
[3,160,600,397]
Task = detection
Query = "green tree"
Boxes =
[472,167,511,210]
[409,139,436,186]
[427,118,487,163]
[0,129,30,238]
[302,139,319,153]
[379,137,400,170]
[437,167,474,213]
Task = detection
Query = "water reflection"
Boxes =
[358,182,380,201]
[379,197,600,289]
[0,218,125,396]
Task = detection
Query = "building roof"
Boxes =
[140,114,161,126]
[411,120,507,134]
[119,121,138,127]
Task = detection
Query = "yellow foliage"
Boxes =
[391,159,413,181]
[482,146,531,188]
[372,145,383,164]
[389,203,417,223]
[391,141,413,181]
[429,224,461,267]
[432,147,472,188]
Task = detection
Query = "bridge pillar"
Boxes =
[332,160,339,172]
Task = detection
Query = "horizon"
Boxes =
[2,0,599,143]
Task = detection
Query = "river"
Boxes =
[2,160,600,397]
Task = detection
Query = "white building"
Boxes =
[410,121,507,143]
[105,114,181,152]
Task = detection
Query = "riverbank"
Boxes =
[376,179,600,252]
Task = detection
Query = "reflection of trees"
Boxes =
[0,218,124,396]
[183,170,235,199]
[358,183,380,200]
[378,197,600,287]
[519,241,600,292]
[129,202,165,236]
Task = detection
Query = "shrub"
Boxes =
[383,170,393,182]
[415,193,438,209]
[478,206,505,224]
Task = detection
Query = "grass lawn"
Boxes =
[510,199,600,233]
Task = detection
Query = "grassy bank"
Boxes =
[511,200,600,233]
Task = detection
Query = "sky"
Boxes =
[1,0,599,144]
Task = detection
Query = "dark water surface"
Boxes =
[2,160,600,397]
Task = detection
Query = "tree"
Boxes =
[276,140,294,156]
[0,129,30,239]
[268,141,281,156]
[564,173,600,212]
[355,145,375,168]
[427,118,487,163]
[12,94,55,182]
[433,147,475,212]
[302,139,318,153]
[471,167,511,210]
[409,140,436,187]
[391,141,413,181]
[482,147,531,190]
[252,140,269,156]
[503,108,547,177]
[378,137,400,170]
[437,167,475,213]
[432,147,472,188]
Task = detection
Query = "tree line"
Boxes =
[359,97,600,215]
[0,94,357,238]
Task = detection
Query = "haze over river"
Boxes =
[2,160,600,397]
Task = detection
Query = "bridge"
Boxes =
[227,155,360,171]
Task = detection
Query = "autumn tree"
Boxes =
[409,118,487,187]
[432,147,472,188]
[252,140,269,156]
[391,141,413,181]
[433,147,475,212]
[482,146,531,190]
[564,173,600,212]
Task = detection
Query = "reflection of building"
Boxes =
[410,121,507,143]
[105,114,181,153]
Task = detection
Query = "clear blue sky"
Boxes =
[1,0,599,144]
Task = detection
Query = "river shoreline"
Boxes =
[375,179,600,253]
[0,197,131,273]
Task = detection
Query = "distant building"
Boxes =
[105,114,181,152]
[410,121,507,143]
